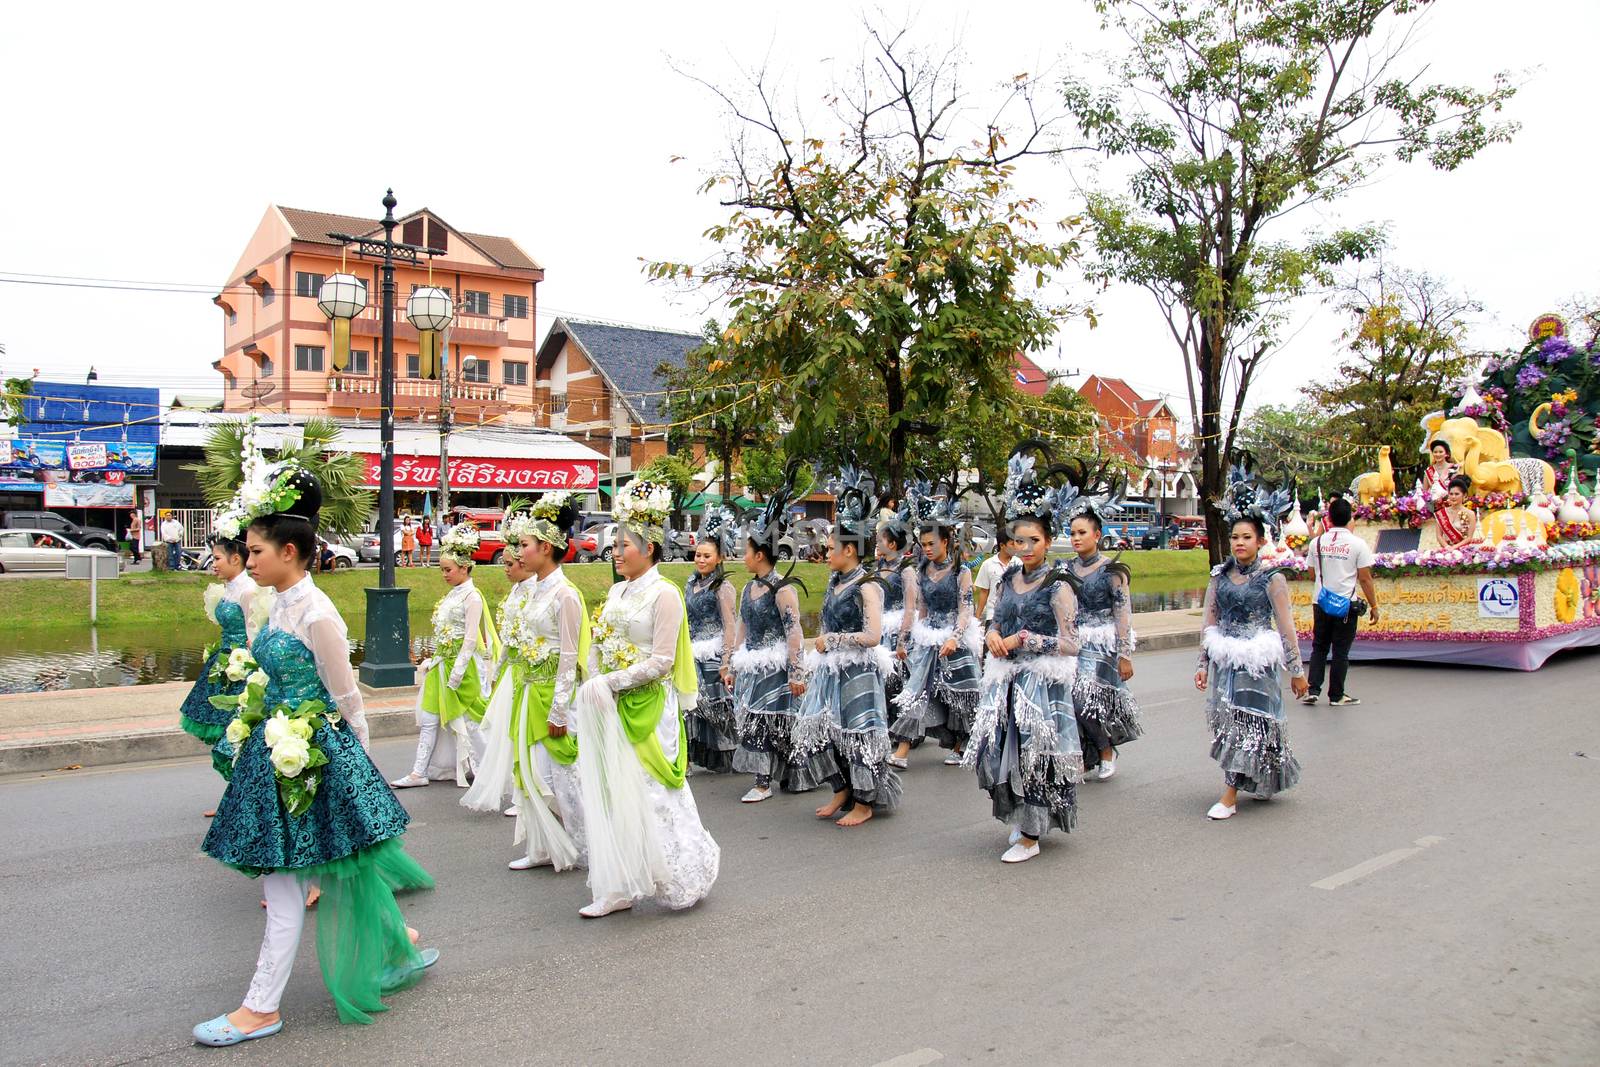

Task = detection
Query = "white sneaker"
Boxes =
[508,855,551,871]
[503,805,519,818]
[579,898,634,919]
[740,787,772,803]
[389,773,429,788]
[1096,757,1117,781]
[1207,802,1237,820]
[1007,826,1023,846]
[1001,841,1040,863]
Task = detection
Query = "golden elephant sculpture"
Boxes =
[1421,414,1555,496]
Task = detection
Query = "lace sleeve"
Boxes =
[899,567,920,644]
[824,581,881,650]
[239,587,260,642]
[717,580,737,671]
[307,615,367,748]
[452,593,481,683]
[1268,572,1305,678]
[955,565,974,636]
[548,586,584,726]
[1110,569,1134,659]
[777,585,804,675]
[604,584,679,692]
[1018,579,1078,656]
[1197,575,1220,671]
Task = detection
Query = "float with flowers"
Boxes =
[1275,323,1600,669]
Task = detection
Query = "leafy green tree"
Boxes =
[740,446,815,502]
[659,321,780,500]
[1234,403,1342,496]
[186,417,373,539]
[1065,0,1518,557]
[650,24,1083,501]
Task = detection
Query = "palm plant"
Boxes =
[185,417,374,538]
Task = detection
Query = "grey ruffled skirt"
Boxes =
[688,656,738,773]
[791,651,901,810]
[891,631,982,749]
[1073,643,1143,764]
[731,652,804,789]
[1205,663,1301,796]
[967,656,1082,838]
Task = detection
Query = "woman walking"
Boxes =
[684,506,740,773]
[874,504,913,706]
[1064,497,1142,781]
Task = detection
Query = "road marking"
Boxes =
[1312,836,1444,891]
[871,1050,943,1067]
[1140,697,1188,710]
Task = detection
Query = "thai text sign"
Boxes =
[360,454,599,492]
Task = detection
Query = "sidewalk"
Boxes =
[0,609,1204,775]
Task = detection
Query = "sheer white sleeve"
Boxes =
[1110,569,1134,659]
[777,585,804,675]
[605,584,680,692]
[955,565,975,635]
[451,592,482,685]
[824,580,881,649]
[549,585,585,726]
[1197,575,1220,671]
[717,580,737,671]
[239,587,260,642]
[899,567,920,644]
[307,615,367,748]
[1268,572,1305,678]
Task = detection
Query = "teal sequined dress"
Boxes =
[178,597,249,747]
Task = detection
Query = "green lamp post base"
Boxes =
[358,586,414,689]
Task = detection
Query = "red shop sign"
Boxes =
[361,454,599,492]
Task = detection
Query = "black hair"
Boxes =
[207,534,246,562]
[1447,474,1472,494]
[1069,511,1104,534]
[1229,514,1267,539]
[248,513,316,564]
[1013,514,1055,541]
[746,537,777,566]
[1328,497,1353,527]
[879,526,908,552]
[645,540,665,565]
[548,496,581,533]
[1430,439,1453,459]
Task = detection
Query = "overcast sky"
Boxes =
[2,0,1594,419]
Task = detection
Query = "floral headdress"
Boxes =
[501,491,574,551]
[615,479,672,546]
[214,459,315,541]
[1220,460,1294,534]
[698,504,739,557]
[439,522,481,567]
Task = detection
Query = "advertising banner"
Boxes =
[0,438,156,487]
[44,483,137,508]
[360,454,600,492]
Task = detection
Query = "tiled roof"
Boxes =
[1084,374,1144,413]
[549,318,702,425]
[276,206,541,271]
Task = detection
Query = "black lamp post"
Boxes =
[329,189,445,687]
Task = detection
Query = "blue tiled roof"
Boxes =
[558,319,701,425]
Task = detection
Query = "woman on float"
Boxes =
[569,479,720,917]
[891,483,982,769]
[463,494,589,872]
[965,447,1085,864]
[684,506,740,773]
[391,522,500,789]
[1063,491,1142,781]
[1422,439,1459,503]
[1195,490,1308,821]
[193,464,435,1046]
[1432,474,1482,547]
[790,468,902,828]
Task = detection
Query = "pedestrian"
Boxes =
[891,483,982,768]
[463,494,589,872]
[683,507,739,773]
[160,510,186,571]
[392,523,500,791]
[1195,508,1307,822]
[1303,494,1380,707]
[417,519,433,565]
[400,516,417,567]
[194,465,437,1046]
[790,469,901,828]
[570,478,720,917]
[728,474,808,803]
[973,528,1018,624]
[1065,499,1143,781]
[126,508,144,564]
[966,447,1084,864]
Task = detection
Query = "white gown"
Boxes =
[572,566,720,911]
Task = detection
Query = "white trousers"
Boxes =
[412,710,486,781]
[243,873,305,1013]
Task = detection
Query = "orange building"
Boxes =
[1076,374,1196,515]
[214,205,542,426]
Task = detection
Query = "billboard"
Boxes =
[0,438,157,488]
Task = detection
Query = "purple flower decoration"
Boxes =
[1540,337,1576,364]
[1517,364,1548,390]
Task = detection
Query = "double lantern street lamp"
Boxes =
[319,189,458,688]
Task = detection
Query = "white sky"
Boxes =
[2,0,1595,420]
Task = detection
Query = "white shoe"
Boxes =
[1096,757,1117,781]
[943,751,964,766]
[1007,826,1023,846]
[1207,802,1237,820]
[508,855,551,871]
[503,805,519,817]
[579,898,634,919]
[390,773,429,788]
[887,756,909,769]
[740,787,772,803]
[1001,841,1040,863]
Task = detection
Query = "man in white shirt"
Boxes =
[159,511,186,571]
[974,529,1019,623]
[1304,496,1380,707]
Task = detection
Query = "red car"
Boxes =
[1169,517,1208,550]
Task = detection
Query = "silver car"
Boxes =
[0,529,124,574]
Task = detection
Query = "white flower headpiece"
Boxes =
[615,479,672,545]
[440,522,481,566]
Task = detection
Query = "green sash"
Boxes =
[610,583,698,789]
[503,571,589,769]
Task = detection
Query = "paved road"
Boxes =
[2,647,1596,1067]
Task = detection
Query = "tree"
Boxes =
[186,417,373,539]
[650,23,1084,501]
[634,452,701,528]
[918,383,1103,494]
[1303,263,1480,492]
[1065,0,1518,558]
[740,446,815,502]
[659,320,780,499]
[1234,402,1343,495]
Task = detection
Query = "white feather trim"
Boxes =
[802,644,896,678]
[980,654,1077,689]
[908,618,983,657]
[881,609,904,636]
[1077,622,1137,653]
[1200,626,1285,677]
[731,643,790,672]
[690,633,726,661]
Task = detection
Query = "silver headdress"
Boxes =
[697,504,740,558]
[739,459,804,557]
[1220,459,1294,533]
[827,465,880,555]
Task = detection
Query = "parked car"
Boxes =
[1,511,119,551]
[0,529,123,573]
[317,537,357,570]
[589,523,618,562]
[1170,516,1207,550]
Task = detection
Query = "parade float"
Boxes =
[1279,317,1600,670]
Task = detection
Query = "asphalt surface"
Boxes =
[2,647,1597,1067]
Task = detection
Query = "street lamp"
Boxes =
[327,189,446,688]
[437,353,477,516]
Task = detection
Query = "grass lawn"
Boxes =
[8,550,1210,636]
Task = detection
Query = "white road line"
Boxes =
[1140,697,1188,710]
[871,1049,944,1067]
[1312,836,1444,891]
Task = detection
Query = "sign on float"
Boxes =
[361,454,600,492]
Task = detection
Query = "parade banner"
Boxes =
[360,454,600,492]
[0,438,156,486]
[44,482,137,508]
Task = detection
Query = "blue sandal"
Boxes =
[192,1014,283,1047]
[380,947,440,994]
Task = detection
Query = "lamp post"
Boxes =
[327,190,445,688]
[437,353,477,516]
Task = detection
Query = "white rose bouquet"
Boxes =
[210,668,336,817]
[593,602,643,674]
